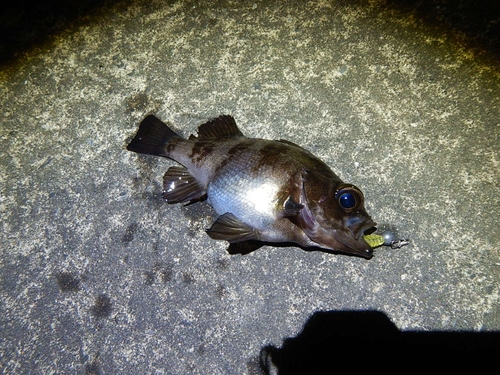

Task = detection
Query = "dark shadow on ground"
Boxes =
[0,0,130,66]
[260,310,499,374]
[385,0,500,60]
[2,0,499,68]
[227,240,375,259]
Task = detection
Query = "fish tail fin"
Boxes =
[126,115,182,156]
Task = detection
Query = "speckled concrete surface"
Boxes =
[1,0,499,373]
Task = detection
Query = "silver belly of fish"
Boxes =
[208,170,280,231]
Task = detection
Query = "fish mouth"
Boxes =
[345,215,376,240]
[328,218,377,259]
[308,222,376,259]
[334,228,376,258]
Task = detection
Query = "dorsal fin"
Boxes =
[196,115,244,140]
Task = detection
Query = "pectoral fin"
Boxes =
[278,181,316,231]
[277,175,304,220]
[206,213,259,243]
[162,166,206,204]
[281,196,304,217]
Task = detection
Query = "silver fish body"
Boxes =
[127,115,376,258]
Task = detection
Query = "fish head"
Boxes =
[300,180,377,258]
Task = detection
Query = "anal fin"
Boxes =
[206,213,259,243]
[162,166,206,204]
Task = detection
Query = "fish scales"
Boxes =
[127,115,376,258]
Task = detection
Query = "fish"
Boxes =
[126,115,377,258]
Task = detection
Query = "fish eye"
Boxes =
[335,185,363,212]
[339,192,356,209]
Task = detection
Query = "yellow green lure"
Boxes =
[363,234,385,248]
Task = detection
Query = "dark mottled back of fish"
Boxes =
[127,115,376,258]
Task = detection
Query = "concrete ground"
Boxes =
[1,0,499,373]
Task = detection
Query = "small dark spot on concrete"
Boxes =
[79,348,89,364]
[253,82,262,90]
[111,55,121,64]
[154,262,173,283]
[122,222,139,243]
[132,176,142,188]
[215,258,230,270]
[85,354,101,375]
[160,266,173,283]
[144,270,155,285]
[91,294,112,318]
[152,241,160,253]
[152,261,162,271]
[159,265,173,283]
[182,272,195,284]
[204,18,218,28]
[126,92,149,113]
[55,272,80,292]
[197,343,206,355]
[85,361,100,375]
[215,284,225,299]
